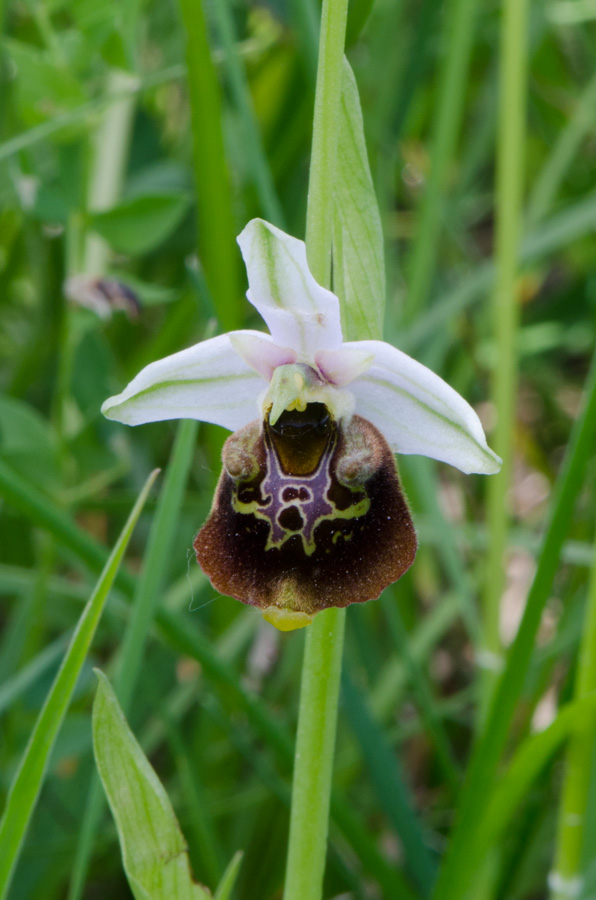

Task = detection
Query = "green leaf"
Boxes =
[4,38,86,124]
[433,350,596,900]
[342,669,437,896]
[90,193,192,255]
[452,694,596,899]
[0,469,159,900]
[107,271,177,307]
[213,851,243,900]
[332,58,385,341]
[0,396,60,490]
[179,0,242,330]
[92,670,211,900]
[68,420,200,900]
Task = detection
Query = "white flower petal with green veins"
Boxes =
[345,340,502,474]
[237,218,343,357]
[102,218,500,480]
[101,333,266,431]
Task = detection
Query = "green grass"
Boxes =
[1,1,595,898]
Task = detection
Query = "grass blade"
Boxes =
[0,633,69,716]
[405,0,480,318]
[526,71,596,227]
[342,670,438,896]
[213,851,243,900]
[383,597,461,793]
[447,694,596,898]
[68,419,198,900]
[482,0,530,698]
[210,0,285,228]
[551,536,596,897]
[0,469,158,900]
[403,192,596,354]
[178,0,241,330]
[433,349,596,900]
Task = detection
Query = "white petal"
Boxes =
[101,333,267,431]
[315,345,374,387]
[229,331,297,381]
[237,219,343,358]
[347,340,502,474]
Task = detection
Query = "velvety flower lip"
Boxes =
[102,218,502,477]
[194,410,417,625]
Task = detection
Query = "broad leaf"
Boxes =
[92,671,211,900]
[0,396,60,490]
[91,192,191,255]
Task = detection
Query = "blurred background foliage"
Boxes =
[1,0,596,898]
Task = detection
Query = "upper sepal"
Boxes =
[237,219,344,358]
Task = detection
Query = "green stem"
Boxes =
[550,538,596,900]
[283,2,348,898]
[82,68,139,276]
[283,609,346,900]
[57,69,137,460]
[481,0,529,692]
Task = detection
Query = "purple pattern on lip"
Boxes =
[257,429,336,553]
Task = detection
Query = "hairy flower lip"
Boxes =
[102,218,501,476]
[194,413,417,616]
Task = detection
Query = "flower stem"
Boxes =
[550,538,596,900]
[283,609,346,900]
[60,68,138,411]
[81,68,139,277]
[283,2,349,898]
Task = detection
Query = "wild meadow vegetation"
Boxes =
[1,0,596,898]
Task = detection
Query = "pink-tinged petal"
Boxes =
[346,340,502,474]
[315,345,374,387]
[229,331,298,381]
[237,219,343,358]
[101,333,267,431]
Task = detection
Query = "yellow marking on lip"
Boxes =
[262,607,314,631]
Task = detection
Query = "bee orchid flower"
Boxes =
[102,219,501,630]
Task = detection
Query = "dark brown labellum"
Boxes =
[194,406,417,617]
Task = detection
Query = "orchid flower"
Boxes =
[102,219,500,630]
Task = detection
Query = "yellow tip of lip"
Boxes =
[262,607,314,632]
